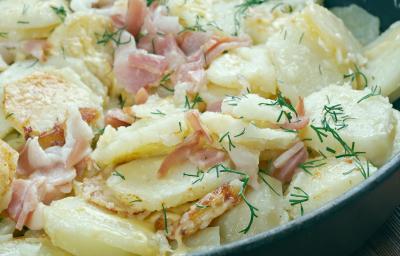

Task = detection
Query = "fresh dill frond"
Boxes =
[258,170,281,196]
[183,169,205,184]
[233,0,269,36]
[219,132,236,151]
[162,203,168,235]
[258,92,297,123]
[357,85,381,103]
[344,65,368,88]
[150,109,166,116]
[299,158,326,175]
[289,186,309,216]
[112,171,126,180]
[97,28,131,46]
[184,94,204,110]
[51,6,67,22]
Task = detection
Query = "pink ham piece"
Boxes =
[271,142,309,183]
[126,0,147,37]
[113,31,169,93]
[177,31,212,56]
[22,40,50,62]
[153,34,186,69]
[105,108,135,128]
[135,87,149,105]
[207,100,222,112]
[8,108,94,230]
[204,36,252,66]
[172,51,206,92]
[281,97,309,130]
[158,111,216,177]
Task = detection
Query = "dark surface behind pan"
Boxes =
[193,1,400,255]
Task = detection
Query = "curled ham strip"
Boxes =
[168,180,242,239]
[281,97,309,130]
[22,40,50,62]
[271,142,309,183]
[177,31,212,56]
[104,108,135,128]
[203,36,252,66]
[8,109,93,230]
[126,0,147,37]
[158,111,216,177]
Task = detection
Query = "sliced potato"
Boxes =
[92,113,188,168]
[0,236,72,256]
[48,13,115,89]
[184,227,220,252]
[0,139,18,211]
[330,4,380,45]
[391,109,400,159]
[130,95,185,120]
[105,157,237,212]
[206,46,277,97]
[3,68,102,136]
[363,22,400,102]
[266,4,362,104]
[286,157,377,219]
[302,84,395,166]
[0,0,69,41]
[215,175,288,243]
[44,197,159,256]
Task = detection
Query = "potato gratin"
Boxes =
[0,0,399,255]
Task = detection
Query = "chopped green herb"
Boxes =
[289,186,309,216]
[357,85,381,103]
[0,32,8,38]
[151,109,166,116]
[195,203,209,209]
[17,21,30,24]
[234,128,246,138]
[344,65,368,88]
[183,169,205,184]
[112,171,126,180]
[97,28,132,46]
[162,203,168,235]
[234,0,269,36]
[299,158,326,175]
[219,132,236,151]
[118,94,126,108]
[258,170,281,196]
[51,6,67,22]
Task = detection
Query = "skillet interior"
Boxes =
[192,1,400,255]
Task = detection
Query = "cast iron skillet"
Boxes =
[193,1,400,255]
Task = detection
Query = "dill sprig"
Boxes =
[51,6,67,22]
[321,103,354,130]
[299,158,326,175]
[357,85,381,103]
[97,28,131,46]
[184,94,204,110]
[180,15,206,34]
[183,169,205,184]
[344,65,368,88]
[258,170,281,196]
[0,32,8,38]
[112,171,126,180]
[195,203,209,209]
[233,0,269,36]
[151,109,166,116]
[234,128,246,138]
[259,92,297,123]
[118,94,126,108]
[162,203,168,235]
[289,186,309,216]
[219,131,236,151]
[159,72,174,92]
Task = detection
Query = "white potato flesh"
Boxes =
[131,95,185,119]
[44,197,159,256]
[286,157,377,219]
[201,112,297,151]
[330,4,380,45]
[207,46,277,97]
[303,85,395,166]
[3,67,103,135]
[48,13,115,89]
[391,109,400,159]
[183,227,220,251]
[0,139,18,212]
[0,237,72,256]
[216,175,288,243]
[266,4,362,104]
[106,157,237,212]
[92,113,188,167]
[0,0,69,41]
[221,94,290,125]
[363,22,400,102]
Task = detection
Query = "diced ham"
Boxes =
[126,0,147,37]
[105,108,135,128]
[185,110,212,143]
[173,51,206,92]
[206,100,222,112]
[204,36,252,65]
[8,108,94,230]
[128,50,169,74]
[135,87,149,105]
[154,35,186,69]
[188,148,226,170]
[22,40,50,62]
[272,142,309,183]
[177,31,212,56]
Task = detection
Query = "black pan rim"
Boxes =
[191,153,400,255]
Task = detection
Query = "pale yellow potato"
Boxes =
[266,4,362,104]
[363,22,400,102]
[44,197,159,256]
[0,139,18,211]
[302,84,395,166]
[0,0,69,41]
[391,109,400,159]
[215,175,288,243]
[3,68,102,136]
[92,113,188,167]
[286,157,377,219]
[184,227,220,252]
[131,95,185,120]
[48,13,115,89]
[0,237,72,256]
[106,156,237,212]
[206,46,277,97]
